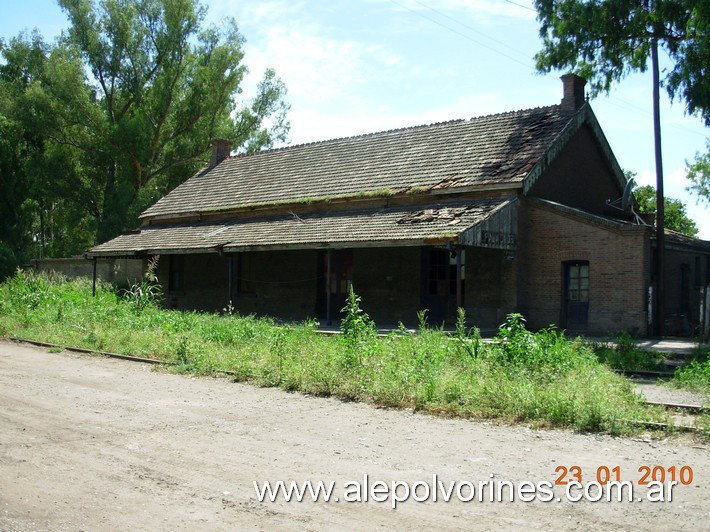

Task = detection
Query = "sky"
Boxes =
[2,0,708,237]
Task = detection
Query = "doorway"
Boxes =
[563,261,589,329]
[317,249,353,322]
[421,247,464,323]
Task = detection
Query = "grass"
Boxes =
[588,333,666,372]
[0,270,678,436]
[670,357,710,398]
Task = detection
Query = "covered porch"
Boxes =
[87,196,520,327]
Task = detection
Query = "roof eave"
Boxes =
[527,197,649,233]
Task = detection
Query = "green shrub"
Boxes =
[339,286,377,370]
[120,256,162,313]
[671,359,710,397]
[340,286,376,342]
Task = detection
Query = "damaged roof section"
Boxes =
[397,205,480,226]
[140,106,573,220]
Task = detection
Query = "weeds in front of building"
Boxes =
[2,271,706,435]
[671,359,710,396]
[590,333,666,372]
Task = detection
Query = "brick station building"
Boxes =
[89,75,710,336]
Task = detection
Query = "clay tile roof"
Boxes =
[89,197,515,254]
[140,105,572,219]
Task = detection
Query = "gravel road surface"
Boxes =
[0,340,707,530]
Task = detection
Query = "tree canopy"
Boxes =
[534,0,710,126]
[634,184,698,237]
[686,141,710,205]
[0,0,289,274]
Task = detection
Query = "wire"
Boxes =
[503,0,537,13]
[388,0,708,138]
[388,0,535,70]
[411,0,532,61]
[600,97,707,137]
[235,275,324,285]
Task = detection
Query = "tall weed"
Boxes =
[0,271,670,435]
[592,332,664,371]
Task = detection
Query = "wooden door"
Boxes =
[563,261,589,329]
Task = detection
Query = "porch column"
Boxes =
[326,249,332,326]
[227,254,234,307]
[92,257,97,297]
[456,249,462,309]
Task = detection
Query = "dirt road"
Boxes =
[0,340,707,530]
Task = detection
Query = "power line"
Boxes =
[411,0,531,62]
[387,0,708,138]
[388,0,535,70]
[503,0,537,13]
[598,97,707,138]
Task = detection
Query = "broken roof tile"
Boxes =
[141,106,571,219]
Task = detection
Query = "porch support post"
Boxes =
[92,257,97,297]
[227,254,233,307]
[456,248,462,310]
[326,249,332,326]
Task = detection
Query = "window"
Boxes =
[426,248,465,297]
[566,262,589,302]
[428,249,450,296]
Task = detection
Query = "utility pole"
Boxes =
[651,36,665,336]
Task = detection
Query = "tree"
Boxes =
[0,0,289,262]
[634,184,699,237]
[534,0,710,125]
[533,0,709,335]
[686,141,710,205]
[0,32,87,266]
[0,0,290,262]
[57,0,290,241]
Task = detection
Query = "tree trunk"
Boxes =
[98,162,116,243]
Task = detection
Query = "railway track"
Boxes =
[8,337,707,434]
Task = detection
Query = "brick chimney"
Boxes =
[560,74,587,112]
[208,138,232,169]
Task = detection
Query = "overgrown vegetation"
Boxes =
[670,343,710,399]
[590,333,666,372]
[0,271,678,435]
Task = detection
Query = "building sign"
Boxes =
[479,230,517,248]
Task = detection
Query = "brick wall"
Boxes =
[662,247,708,336]
[354,247,421,326]
[464,247,517,329]
[527,124,622,216]
[159,251,318,320]
[232,249,318,321]
[158,253,228,312]
[33,257,145,287]
[517,199,651,334]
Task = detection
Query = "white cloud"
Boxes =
[241,26,401,103]
[206,0,304,27]
[635,166,690,198]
